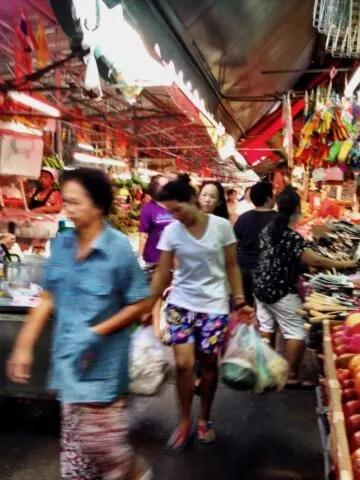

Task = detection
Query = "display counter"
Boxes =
[0,311,53,399]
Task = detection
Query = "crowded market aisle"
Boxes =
[0,380,322,480]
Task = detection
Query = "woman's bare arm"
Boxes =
[138,232,148,259]
[224,243,245,299]
[301,248,357,270]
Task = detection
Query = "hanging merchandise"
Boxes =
[282,92,294,168]
[313,0,360,58]
[13,11,38,83]
[295,85,359,170]
[324,166,344,182]
[83,48,103,99]
[35,21,49,68]
[350,142,360,170]
[312,167,326,183]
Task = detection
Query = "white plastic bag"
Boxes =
[221,324,289,393]
[158,288,171,345]
[259,339,289,391]
[129,326,167,395]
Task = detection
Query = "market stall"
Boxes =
[0,0,261,400]
[295,221,360,479]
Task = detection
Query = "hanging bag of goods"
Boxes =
[338,139,354,163]
[221,324,289,393]
[328,141,342,163]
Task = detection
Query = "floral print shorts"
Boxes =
[165,303,229,355]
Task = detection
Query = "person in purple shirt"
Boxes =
[138,175,173,264]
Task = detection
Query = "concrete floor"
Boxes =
[0,380,323,480]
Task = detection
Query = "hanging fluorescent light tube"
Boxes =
[8,91,61,117]
[74,151,126,167]
[77,143,94,151]
[345,66,360,97]
[137,167,161,177]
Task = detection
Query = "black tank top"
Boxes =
[28,188,55,210]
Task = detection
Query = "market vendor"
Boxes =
[28,168,63,214]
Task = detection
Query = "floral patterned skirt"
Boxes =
[61,398,133,480]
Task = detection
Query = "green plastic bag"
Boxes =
[221,324,289,393]
[220,357,255,390]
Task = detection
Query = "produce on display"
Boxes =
[42,155,65,171]
[108,176,147,235]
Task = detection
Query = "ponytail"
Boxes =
[269,186,301,244]
[270,211,292,243]
[157,174,196,203]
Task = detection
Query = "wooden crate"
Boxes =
[323,320,353,479]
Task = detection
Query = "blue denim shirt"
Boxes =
[43,224,150,404]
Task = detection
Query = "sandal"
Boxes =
[165,423,195,454]
[197,421,217,444]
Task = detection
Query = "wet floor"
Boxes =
[0,381,323,480]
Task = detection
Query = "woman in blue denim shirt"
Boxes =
[7,168,154,480]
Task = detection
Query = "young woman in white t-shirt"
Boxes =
[151,174,247,452]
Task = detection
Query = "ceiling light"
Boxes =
[74,152,126,167]
[137,167,160,177]
[0,120,42,136]
[8,91,61,117]
[77,143,94,151]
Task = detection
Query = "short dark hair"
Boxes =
[61,168,114,215]
[157,174,196,203]
[227,188,236,197]
[250,182,273,207]
[147,174,166,200]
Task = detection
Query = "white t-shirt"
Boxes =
[157,214,236,314]
[236,199,253,216]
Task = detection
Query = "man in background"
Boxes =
[236,186,253,217]
[234,182,276,306]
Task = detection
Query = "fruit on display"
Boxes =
[335,344,350,356]
[344,379,356,390]
[338,369,351,384]
[344,400,360,418]
[108,208,139,235]
[346,313,360,335]
[342,388,358,403]
[347,414,360,437]
[331,317,360,357]
[337,353,356,369]
[356,373,360,397]
[108,176,147,235]
[351,431,360,454]
[43,155,65,170]
[350,356,360,375]
[352,448,360,479]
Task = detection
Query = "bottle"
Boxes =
[58,219,75,234]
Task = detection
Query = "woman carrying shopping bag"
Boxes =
[151,174,248,452]
[254,186,357,387]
